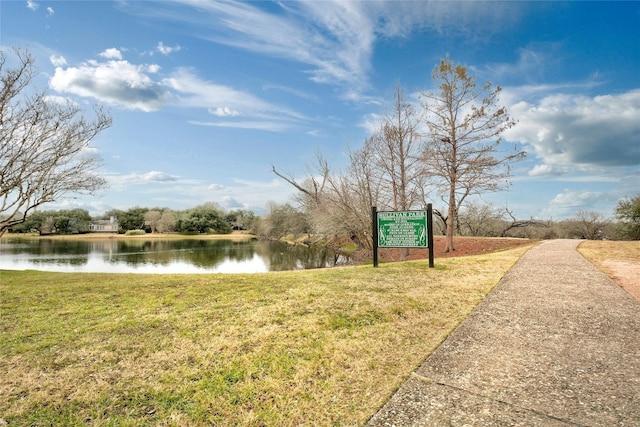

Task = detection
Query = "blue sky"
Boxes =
[2,1,639,220]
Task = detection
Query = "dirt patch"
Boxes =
[601,259,640,301]
[578,240,640,303]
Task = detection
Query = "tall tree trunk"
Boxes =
[444,185,456,253]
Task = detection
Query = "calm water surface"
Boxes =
[0,237,349,274]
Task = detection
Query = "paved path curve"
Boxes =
[367,239,640,426]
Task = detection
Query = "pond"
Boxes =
[0,237,350,274]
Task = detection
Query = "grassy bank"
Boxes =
[1,244,534,426]
[578,239,640,264]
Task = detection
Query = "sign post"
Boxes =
[372,206,380,267]
[372,204,434,268]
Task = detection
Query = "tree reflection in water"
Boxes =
[0,238,350,273]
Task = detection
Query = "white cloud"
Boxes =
[189,120,291,132]
[209,107,240,117]
[541,189,613,219]
[221,196,244,209]
[49,55,66,67]
[206,178,293,212]
[483,45,563,85]
[47,51,304,128]
[50,57,168,112]
[43,94,75,106]
[371,1,523,39]
[359,112,384,134]
[46,6,54,16]
[26,0,38,11]
[194,1,365,88]
[262,83,318,101]
[528,164,555,177]
[157,42,182,55]
[164,67,305,126]
[140,171,179,182]
[109,171,180,187]
[122,1,522,99]
[99,48,123,60]
[505,88,640,174]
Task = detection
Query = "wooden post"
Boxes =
[372,206,378,267]
[427,203,434,268]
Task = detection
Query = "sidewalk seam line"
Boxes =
[410,372,585,426]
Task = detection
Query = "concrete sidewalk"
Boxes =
[367,239,640,426]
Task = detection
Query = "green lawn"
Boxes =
[1,244,533,426]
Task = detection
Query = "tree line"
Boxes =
[442,199,640,241]
[9,203,258,236]
[6,194,640,242]
[260,195,640,242]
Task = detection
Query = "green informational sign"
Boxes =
[377,210,428,248]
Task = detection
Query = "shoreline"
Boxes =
[1,231,256,241]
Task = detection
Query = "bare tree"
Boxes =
[421,56,523,252]
[143,208,175,234]
[0,48,111,235]
[157,209,177,233]
[368,85,426,212]
[364,85,428,258]
[274,86,430,253]
[566,210,610,240]
[272,152,328,213]
[260,201,310,239]
[500,208,548,237]
[458,201,503,237]
[273,147,381,250]
[431,208,448,235]
[317,145,382,250]
[144,210,162,233]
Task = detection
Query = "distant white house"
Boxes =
[89,216,119,233]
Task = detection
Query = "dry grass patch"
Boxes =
[578,240,640,301]
[1,243,533,426]
[578,240,640,264]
